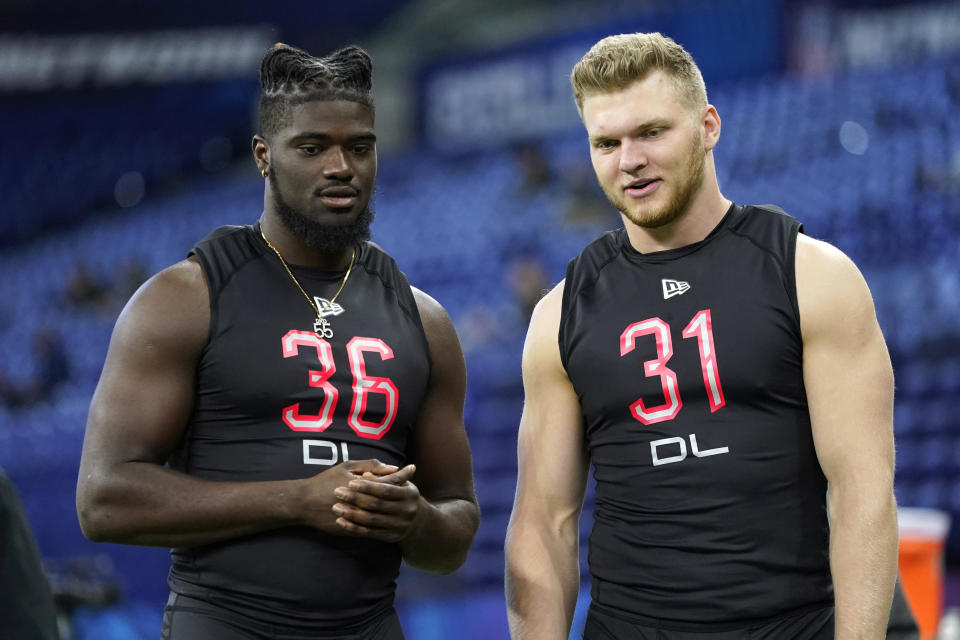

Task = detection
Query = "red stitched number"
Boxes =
[620,310,725,425]
[681,310,726,413]
[620,318,682,425]
[281,331,338,432]
[280,331,398,440]
[346,337,399,439]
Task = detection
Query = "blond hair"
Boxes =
[571,32,707,116]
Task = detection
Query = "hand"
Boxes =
[299,459,400,533]
[332,464,422,543]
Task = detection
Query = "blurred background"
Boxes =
[1,0,959,638]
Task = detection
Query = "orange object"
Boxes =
[898,508,951,640]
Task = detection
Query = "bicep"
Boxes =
[405,289,475,503]
[80,261,210,475]
[513,285,588,526]
[797,237,894,487]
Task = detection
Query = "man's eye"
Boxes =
[645,129,661,138]
[352,145,371,155]
[300,146,321,155]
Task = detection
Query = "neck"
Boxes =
[258,212,354,270]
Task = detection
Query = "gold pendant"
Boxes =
[314,316,334,339]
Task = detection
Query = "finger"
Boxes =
[361,463,410,480]
[345,459,399,476]
[336,481,419,506]
[346,479,419,502]
[365,464,416,485]
[333,488,417,514]
[334,517,404,543]
[332,503,411,532]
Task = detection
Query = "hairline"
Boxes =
[258,93,375,140]
[577,70,707,121]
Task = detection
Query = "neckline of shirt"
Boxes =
[248,223,364,280]
[619,202,741,264]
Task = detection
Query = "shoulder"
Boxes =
[729,203,803,259]
[189,225,262,280]
[357,240,398,274]
[409,288,467,387]
[736,203,796,227]
[114,258,209,354]
[795,234,867,292]
[795,235,876,340]
[564,230,622,300]
[410,287,460,352]
[358,242,413,297]
[523,280,565,369]
[533,279,565,323]
[796,233,854,266]
[569,229,622,270]
[192,224,253,250]
[134,258,208,307]
[411,287,446,327]
[740,202,791,219]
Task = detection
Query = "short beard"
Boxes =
[613,131,706,229]
[269,169,374,253]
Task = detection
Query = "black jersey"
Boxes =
[560,204,832,628]
[167,224,431,632]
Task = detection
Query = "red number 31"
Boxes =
[620,309,725,425]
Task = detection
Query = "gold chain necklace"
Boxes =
[259,224,355,339]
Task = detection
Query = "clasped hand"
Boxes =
[332,462,421,543]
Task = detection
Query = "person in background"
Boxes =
[0,469,60,639]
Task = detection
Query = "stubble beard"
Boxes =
[269,168,374,254]
[607,132,706,230]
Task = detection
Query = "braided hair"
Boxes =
[257,43,374,138]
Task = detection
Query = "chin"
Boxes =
[621,202,672,228]
[634,212,676,229]
[310,208,363,223]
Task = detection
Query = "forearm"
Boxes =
[399,496,479,574]
[505,519,580,639]
[829,487,899,639]
[77,462,307,547]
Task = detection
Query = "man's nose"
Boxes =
[323,147,352,179]
[619,139,648,173]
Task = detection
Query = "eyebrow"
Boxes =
[589,118,671,145]
[636,118,671,131]
[290,132,377,143]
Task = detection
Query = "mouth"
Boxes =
[624,178,661,198]
[316,185,359,209]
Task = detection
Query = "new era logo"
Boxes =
[314,297,346,318]
[662,279,691,299]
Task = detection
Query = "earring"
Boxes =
[261,167,268,178]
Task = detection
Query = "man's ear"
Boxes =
[702,105,721,152]
[252,135,270,175]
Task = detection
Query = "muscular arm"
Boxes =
[332,288,480,574]
[506,283,588,639]
[797,236,898,639]
[76,259,395,548]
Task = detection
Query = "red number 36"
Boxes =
[280,330,399,440]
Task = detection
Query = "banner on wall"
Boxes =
[790,1,960,76]
[0,26,273,91]
[416,0,784,151]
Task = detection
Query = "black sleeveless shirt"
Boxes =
[560,204,832,628]
[167,224,431,631]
